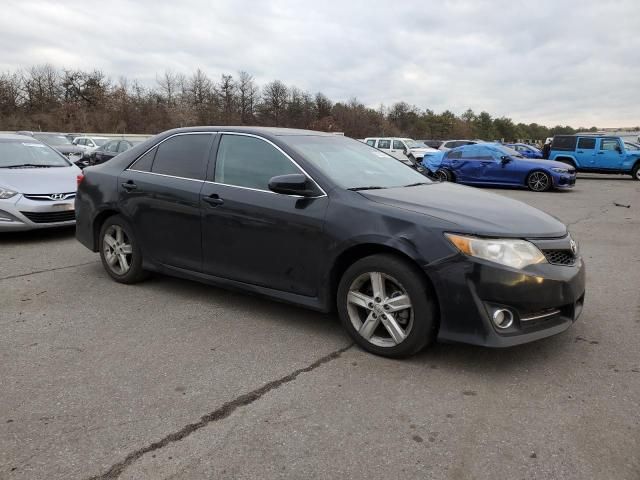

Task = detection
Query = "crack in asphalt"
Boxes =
[0,261,99,281]
[566,205,610,228]
[86,343,354,480]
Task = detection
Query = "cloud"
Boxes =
[1,0,638,126]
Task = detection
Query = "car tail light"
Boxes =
[77,174,85,187]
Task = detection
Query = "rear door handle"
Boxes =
[203,194,224,206]
[121,181,137,191]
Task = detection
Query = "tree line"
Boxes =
[0,64,601,141]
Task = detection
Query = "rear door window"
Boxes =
[151,134,213,180]
[377,139,391,150]
[392,140,405,150]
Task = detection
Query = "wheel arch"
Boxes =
[327,242,440,318]
[92,208,120,250]
[524,168,552,187]
[553,155,577,168]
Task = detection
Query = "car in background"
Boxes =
[549,135,640,180]
[73,136,110,154]
[505,143,543,159]
[88,139,142,165]
[16,131,85,167]
[0,134,81,231]
[624,141,640,151]
[76,127,585,357]
[435,143,576,192]
[363,137,438,162]
[417,140,444,149]
[439,140,478,151]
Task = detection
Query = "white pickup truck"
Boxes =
[364,137,438,162]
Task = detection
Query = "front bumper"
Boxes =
[0,195,76,232]
[553,173,576,189]
[428,252,586,347]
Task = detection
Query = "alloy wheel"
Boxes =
[103,224,133,275]
[346,272,414,348]
[528,171,550,191]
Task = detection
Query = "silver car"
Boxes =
[0,134,81,231]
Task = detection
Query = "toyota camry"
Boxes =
[75,127,586,357]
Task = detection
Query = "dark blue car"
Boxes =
[505,143,543,159]
[435,144,576,192]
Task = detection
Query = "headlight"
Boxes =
[445,233,547,269]
[0,187,18,199]
[552,167,568,173]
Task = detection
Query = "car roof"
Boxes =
[164,126,335,138]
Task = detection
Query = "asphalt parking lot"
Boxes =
[1,174,639,480]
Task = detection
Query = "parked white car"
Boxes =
[0,134,81,231]
[72,136,110,153]
[363,137,438,161]
[438,140,479,151]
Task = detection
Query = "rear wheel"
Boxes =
[527,171,551,192]
[99,215,148,283]
[632,162,640,181]
[436,168,453,182]
[337,254,437,357]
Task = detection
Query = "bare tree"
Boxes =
[237,71,258,124]
[261,80,288,126]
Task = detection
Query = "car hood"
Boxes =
[0,166,80,194]
[409,147,438,153]
[519,158,574,170]
[360,182,567,238]
[50,145,84,155]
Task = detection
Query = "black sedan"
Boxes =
[75,127,586,357]
[89,139,141,165]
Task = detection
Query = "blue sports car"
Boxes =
[505,143,543,159]
[434,144,576,192]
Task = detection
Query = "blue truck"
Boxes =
[549,135,640,180]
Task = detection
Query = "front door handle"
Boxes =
[203,194,224,206]
[121,181,137,191]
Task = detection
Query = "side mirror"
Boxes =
[500,155,511,164]
[615,145,622,153]
[268,174,318,197]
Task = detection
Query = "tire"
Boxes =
[436,168,453,182]
[527,170,552,192]
[632,162,640,181]
[337,254,437,357]
[99,214,148,284]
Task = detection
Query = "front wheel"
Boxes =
[527,171,552,192]
[99,215,148,284]
[337,254,437,357]
[632,163,640,181]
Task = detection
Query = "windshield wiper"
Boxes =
[0,164,53,168]
[348,186,388,191]
[403,182,430,187]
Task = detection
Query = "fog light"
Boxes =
[492,309,514,329]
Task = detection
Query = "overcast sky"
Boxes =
[1,0,638,127]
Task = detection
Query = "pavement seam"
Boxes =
[86,343,354,480]
[0,261,99,281]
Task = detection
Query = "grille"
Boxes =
[23,193,75,201]
[543,249,576,266]
[21,210,75,223]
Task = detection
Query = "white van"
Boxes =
[364,137,438,161]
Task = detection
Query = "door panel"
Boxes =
[201,184,328,295]
[595,138,624,169]
[118,170,204,271]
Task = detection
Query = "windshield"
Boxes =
[285,135,431,190]
[0,140,71,167]
[33,134,72,146]
[403,139,421,149]
[93,138,109,146]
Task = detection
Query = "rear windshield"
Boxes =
[0,140,71,168]
[552,136,577,151]
[33,134,72,146]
